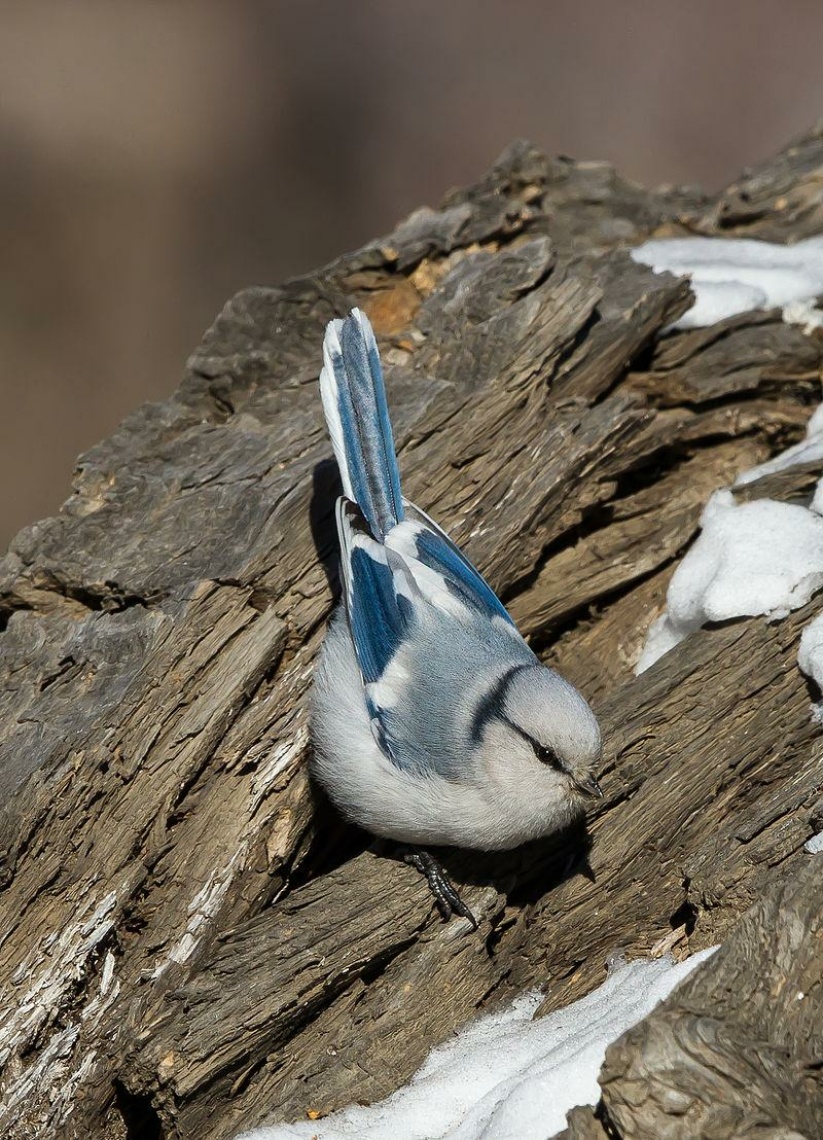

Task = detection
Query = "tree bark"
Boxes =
[1,129,823,1139]
[561,860,823,1139]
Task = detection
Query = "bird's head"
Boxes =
[484,663,603,800]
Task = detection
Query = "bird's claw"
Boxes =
[402,847,478,930]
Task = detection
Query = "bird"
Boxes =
[310,308,603,927]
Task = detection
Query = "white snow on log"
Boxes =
[237,948,716,1140]
[783,298,823,336]
[628,245,823,710]
[735,403,823,488]
[798,611,823,692]
[631,331,823,680]
[804,830,823,853]
[631,236,823,331]
[637,489,823,673]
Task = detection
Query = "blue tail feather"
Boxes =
[319,309,404,539]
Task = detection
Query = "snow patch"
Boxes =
[631,235,823,330]
[735,402,823,488]
[798,611,823,691]
[783,298,823,336]
[237,948,716,1140]
[635,389,823,690]
[637,490,823,673]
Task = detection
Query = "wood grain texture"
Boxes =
[0,128,822,1138]
[562,860,823,1138]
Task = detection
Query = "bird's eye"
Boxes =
[531,740,564,772]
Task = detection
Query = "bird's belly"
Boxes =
[312,713,577,851]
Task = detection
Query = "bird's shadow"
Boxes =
[379,816,595,921]
[309,458,344,600]
[294,805,594,921]
[289,782,374,890]
[451,820,591,901]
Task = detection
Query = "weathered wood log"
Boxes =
[561,858,823,1138]
[1,128,823,1139]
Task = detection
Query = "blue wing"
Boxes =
[335,499,421,762]
[387,500,518,629]
[336,500,417,683]
[336,496,522,770]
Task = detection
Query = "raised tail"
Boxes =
[319,308,404,539]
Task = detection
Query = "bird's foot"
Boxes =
[402,847,478,929]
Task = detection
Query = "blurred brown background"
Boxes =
[2,0,823,546]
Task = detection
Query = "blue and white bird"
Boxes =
[311,309,602,926]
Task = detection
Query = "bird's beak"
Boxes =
[575,775,603,798]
